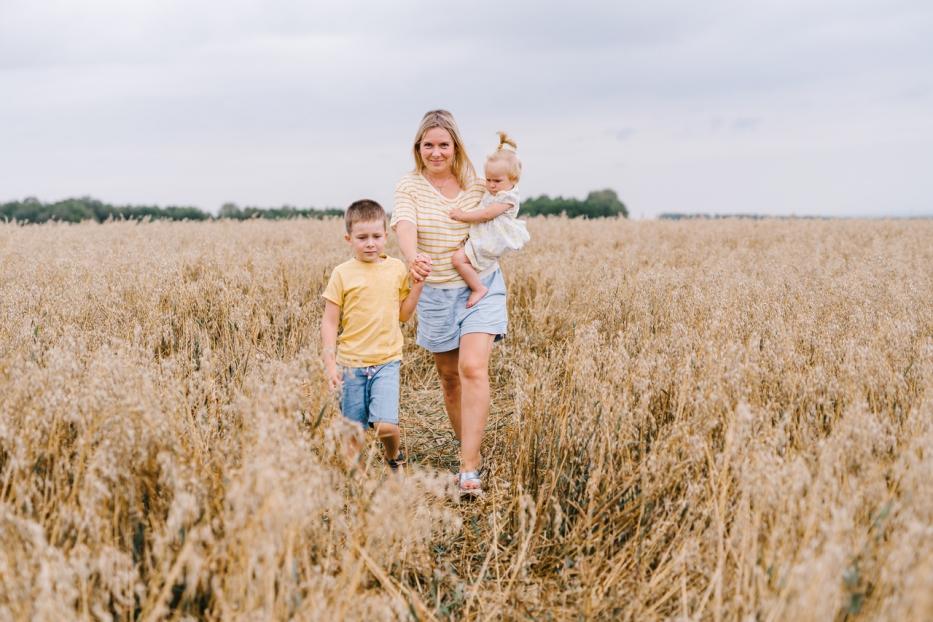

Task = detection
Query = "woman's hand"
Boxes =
[408,253,432,282]
[449,207,466,222]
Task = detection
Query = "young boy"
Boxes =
[320,199,427,468]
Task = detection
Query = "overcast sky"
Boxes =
[1,0,931,217]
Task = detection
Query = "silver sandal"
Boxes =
[458,470,483,497]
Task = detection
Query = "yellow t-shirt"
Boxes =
[322,256,411,367]
[391,172,488,288]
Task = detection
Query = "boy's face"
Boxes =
[345,219,387,262]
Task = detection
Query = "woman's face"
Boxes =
[419,127,455,175]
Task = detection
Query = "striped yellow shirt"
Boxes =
[390,172,489,288]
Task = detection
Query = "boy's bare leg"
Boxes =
[374,422,401,461]
[451,247,488,308]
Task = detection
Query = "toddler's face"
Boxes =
[484,160,514,194]
[345,219,387,262]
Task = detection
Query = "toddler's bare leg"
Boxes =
[452,247,488,308]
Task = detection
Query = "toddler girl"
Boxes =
[450,132,530,307]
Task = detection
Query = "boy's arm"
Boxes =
[450,201,513,224]
[399,279,425,323]
[320,300,342,390]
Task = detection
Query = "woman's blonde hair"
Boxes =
[486,131,522,183]
[412,110,476,190]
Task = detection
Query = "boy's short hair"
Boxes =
[345,199,386,233]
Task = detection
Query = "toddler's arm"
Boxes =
[450,201,514,224]
[399,277,427,322]
[320,300,342,390]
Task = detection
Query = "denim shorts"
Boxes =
[415,268,508,353]
[340,360,400,428]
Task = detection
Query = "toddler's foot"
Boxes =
[466,286,488,308]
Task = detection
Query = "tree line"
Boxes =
[0,197,343,224]
[1,189,628,224]
[658,213,829,220]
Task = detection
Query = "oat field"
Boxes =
[0,217,931,621]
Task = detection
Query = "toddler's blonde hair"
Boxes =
[486,131,522,183]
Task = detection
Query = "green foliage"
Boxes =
[0,197,341,224]
[215,202,343,220]
[522,188,628,219]
[1,190,625,224]
[0,196,210,223]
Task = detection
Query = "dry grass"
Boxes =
[0,217,930,621]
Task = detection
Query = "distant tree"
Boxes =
[584,189,628,218]
[1,197,40,222]
[236,205,343,220]
[219,202,243,219]
[55,199,94,222]
[163,206,210,221]
[521,188,627,219]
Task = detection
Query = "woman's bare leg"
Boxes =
[457,332,494,472]
[434,349,462,441]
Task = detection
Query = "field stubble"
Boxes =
[0,217,930,621]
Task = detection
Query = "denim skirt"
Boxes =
[415,268,508,353]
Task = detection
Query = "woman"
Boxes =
[391,110,509,496]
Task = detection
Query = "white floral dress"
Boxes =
[463,188,530,271]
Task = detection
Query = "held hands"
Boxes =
[408,253,432,283]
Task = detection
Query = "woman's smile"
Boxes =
[419,127,455,173]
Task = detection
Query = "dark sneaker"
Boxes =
[386,451,407,471]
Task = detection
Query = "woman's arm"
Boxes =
[320,300,342,390]
[395,220,431,282]
[394,220,418,264]
[450,201,513,224]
